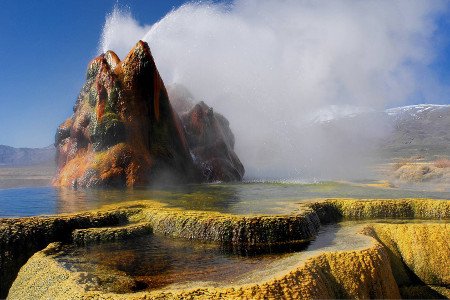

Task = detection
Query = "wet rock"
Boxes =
[307,198,450,222]
[53,41,199,187]
[4,199,449,299]
[72,222,153,245]
[7,230,401,299]
[0,200,318,298]
[91,113,126,151]
[0,209,133,298]
[180,101,245,182]
[138,207,321,251]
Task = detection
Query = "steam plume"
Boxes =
[99,0,447,180]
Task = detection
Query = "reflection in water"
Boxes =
[0,182,450,217]
[55,221,381,291]
[57,188,88,214]
[57,234,285,292]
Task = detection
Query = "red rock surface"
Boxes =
[53,41,198,187]
[180,101,245,182]
[54,41,244,187]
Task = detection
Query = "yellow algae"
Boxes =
[3,198,450,299]
[365,181,396,189]
[7,243,89,299]
[339,180,396,189]
[72,222,153,245]
[367,223,450,286]
[307,198,450,222]
[0,200,318,297]
[8,231,400,300]
[0,208,135,298]
[399,285,450,299]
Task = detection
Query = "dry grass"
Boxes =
[434,158,450,168]
[393,159,412,171]
[392,155,424,171]
[394,164,442,183]
[389,157,450,185]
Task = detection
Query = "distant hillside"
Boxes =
[0,145,55,167]
[382,104,450,158]
[308,104,450,160]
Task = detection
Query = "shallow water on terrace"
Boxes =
[55,221,394,291]
[56,234,289,292]
[1,182,450,217]
[61,219,443,293]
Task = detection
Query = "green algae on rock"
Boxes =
[53,41,245,188]
[307,198,450,223]
[72,222,153,246]
[0,208,137,298]
[7,227,401,299]
[3,198,450,299]
[135,205,321,251]
[0,200,318,298]
[54,41,198,188]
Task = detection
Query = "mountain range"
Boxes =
[311,104,450,160]
[0,145,55,167]
[382,104,450,158]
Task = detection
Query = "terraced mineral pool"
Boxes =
[55,234,290,292]
[52,221,379,292]
[55,219,446,293]
[1,182,450,217]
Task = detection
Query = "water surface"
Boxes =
[55,221,388,291]
[57,234,286,292]
[1,182,449,217]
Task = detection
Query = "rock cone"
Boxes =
[54,41,244,187]
[180,101,245,182]
[53,41,198,187]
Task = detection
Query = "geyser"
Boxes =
[53,41,244,187]
[99,0,448,180]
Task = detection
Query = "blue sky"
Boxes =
[430,14,450,83]
[0,1,449,148]
[0,1,187,148]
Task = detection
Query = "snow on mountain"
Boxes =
[386,104,450,118]
[309,104,450,124]
[306,105,374,124]
[306,104,450,158]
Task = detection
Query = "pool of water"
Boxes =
[1,182,450,217]
[53,221,385,292]
[56,234,286,292]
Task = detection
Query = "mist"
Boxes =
[99,0,447,181]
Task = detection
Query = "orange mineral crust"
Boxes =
[54,41,244,187]
[53,41,200,188]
